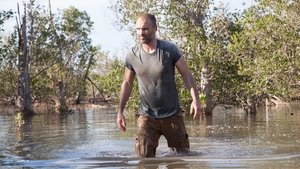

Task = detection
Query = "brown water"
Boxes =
[0,102,299,169]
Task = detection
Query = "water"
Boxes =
[0,102,299,169]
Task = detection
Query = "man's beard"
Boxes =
[139,34,154,44]
[140,37,151,44]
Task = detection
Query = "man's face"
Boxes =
[136,17,156,44]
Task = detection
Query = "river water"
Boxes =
[0,102,299,169]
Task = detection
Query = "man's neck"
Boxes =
[142,39,157,54]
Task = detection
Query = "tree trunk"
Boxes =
[87,76,105,99]
[200,65,213,115]
[16,5,34,115]
[245,96,257,114]
[55,81,68,113]
[92,84,95,104]
[75,52,95,104]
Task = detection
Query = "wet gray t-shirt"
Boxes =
[125,40,181,119]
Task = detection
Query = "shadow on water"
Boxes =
[0,103,300,168]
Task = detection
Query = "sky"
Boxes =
[0,0,254,56]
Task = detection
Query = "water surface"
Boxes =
[0,103,299,168]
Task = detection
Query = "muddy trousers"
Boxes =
[135,114,190,157]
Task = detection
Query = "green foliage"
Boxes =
[0,67,17,101]
[0,10,16,103]
[0,10,13,32]
[29,3,96,103]
[199,93,206,104]
[0,1,98,106]
[95,60,124,100]
[31,74,55,103]
[229,0,300,101]
[0,10,16,68]
[93,59,140,114]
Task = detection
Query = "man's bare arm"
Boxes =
[175,56,202,119]
[117,68,135,131]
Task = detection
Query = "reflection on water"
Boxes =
[0,102,299,168]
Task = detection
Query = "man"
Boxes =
[117,13,202,158]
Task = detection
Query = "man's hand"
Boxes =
[190,101,202,119]
[117,112,126,132]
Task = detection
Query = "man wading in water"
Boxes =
[117,13,202,158]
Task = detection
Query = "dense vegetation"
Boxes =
[0,0,299,115]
